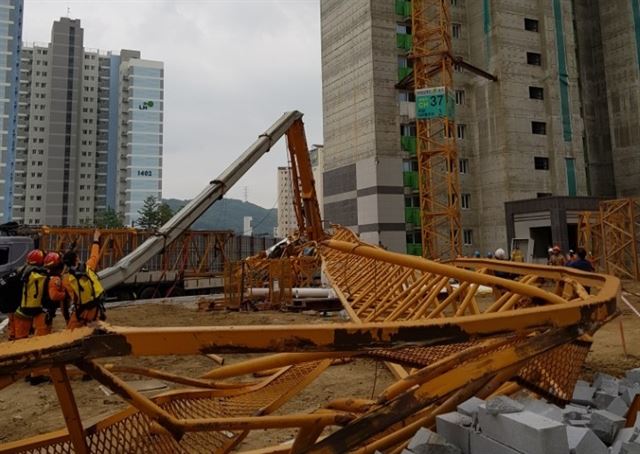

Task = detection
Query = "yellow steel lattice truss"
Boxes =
[413,0,462,260]
[0,228,620,453]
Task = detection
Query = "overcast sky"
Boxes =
[23,0,323,209]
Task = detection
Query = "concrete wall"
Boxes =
[321,0,405,251]
[573,0,616,197]
[598,0,640,197]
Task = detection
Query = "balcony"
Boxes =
[399,101,416,120]
[395,0,411,17]
[396,33,412,51]
[401,136,416,155]
[404,206,420,225]
[398,66,412,82]
[406,243,422,257]
[403,171,419,190]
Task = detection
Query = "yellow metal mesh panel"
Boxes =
[514,341,591,404]
[14,362,323,454]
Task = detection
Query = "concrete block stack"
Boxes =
[399,368,640,454]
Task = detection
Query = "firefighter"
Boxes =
[63,229,106,329]
[4,249,43,340]
[14,250,66,340]
[43,251,70,327]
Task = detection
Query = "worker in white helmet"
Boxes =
[494,248,507,260]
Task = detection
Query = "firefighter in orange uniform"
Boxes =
[14,251,67,339]
[63,229,106,329]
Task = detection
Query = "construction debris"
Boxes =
[428,367,640,454]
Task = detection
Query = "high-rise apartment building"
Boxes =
[0,0,23,222]
[309,144,324,221]
[320,1,616,255]
[574,0,640,198]
[276,166,296,238]
[12,18,163,226]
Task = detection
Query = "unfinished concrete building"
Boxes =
[320,1,592,255]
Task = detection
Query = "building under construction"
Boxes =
[320,0,640,257]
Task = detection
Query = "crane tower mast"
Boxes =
[412,0,462,260]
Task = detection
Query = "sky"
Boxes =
[23,0,323,209]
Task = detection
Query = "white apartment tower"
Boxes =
[276,166,296,238]
[11,18,163,226]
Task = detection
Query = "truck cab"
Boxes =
[0,236,34,274]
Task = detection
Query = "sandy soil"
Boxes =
[1,281,639,449]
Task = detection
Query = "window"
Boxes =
[537,192,553,198]
[457,124,466,140]
[453,62,463,73]
[452,23,461,39]
[524,18,539,32]
[461,193,470,209]
[0,247,9,265]
[532,121,547,135]
[459,158,469,174]
[463,229,473,246]
[529,86,544,100]
[527,52,542,66]
[450,0,458,5]
[534,156,550,170]
[455,89,465,105]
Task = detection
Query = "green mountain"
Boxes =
[162,198,278,235]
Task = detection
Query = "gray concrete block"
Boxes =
[610,428,638,454]
[600,377,621,395]
[575,379,591,388]
[594,372,617,389]
[622,442,640,454]
[436,412,472,454]
[478,406,569,454]
[485,396,525,415]
[573,384,596,406]
[457,397,484,419]
[519,398,562,422]
[607,397,630,417]
[469,431,520,454]
[626,369,640,385]
[408,428,462,454]
[594,390,618,409]
[566,426,608,454]
[563,404,589,422]
[623,386,640,405]
[589,409,626,445]
[567,419,590,428]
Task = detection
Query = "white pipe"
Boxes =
[621,294,640,319]
[246,288,333,298]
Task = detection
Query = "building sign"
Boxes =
[138,100,154,110]
[137,170,153,177]
[415,87,455,120]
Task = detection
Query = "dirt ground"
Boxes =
[1,282,639,449]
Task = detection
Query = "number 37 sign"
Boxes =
[415,87,455,120]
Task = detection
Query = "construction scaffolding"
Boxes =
[578,198,640,280]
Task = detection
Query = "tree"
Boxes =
[136,196,175,229]
[157,202,174,226]
[95,207,125,228]
[136,196,160,229]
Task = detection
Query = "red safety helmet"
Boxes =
[44,251,62,268]
[26,249,45,266]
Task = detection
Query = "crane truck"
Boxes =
[0,111,322,302]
